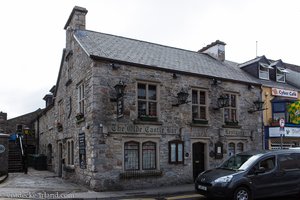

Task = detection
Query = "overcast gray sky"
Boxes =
[1,0,300,119]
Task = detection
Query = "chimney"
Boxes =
[43,94,53,108]
[198,40,226,62]
[64,6,88,31]
[43,85,56,108]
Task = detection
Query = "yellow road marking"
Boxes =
[166,194,202,200]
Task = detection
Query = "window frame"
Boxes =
[272,100,293,124]
[66,139,74,166]
[169,140,184,164]
[228,142,235,156]
[77,82,85,114]
[192,89,208,121]
[137,82,158,119]
[142,141,156,170]
[223,93,238,124]
[124,141,140,171]
[276,68,286,83]
[124,140,158,171]
[58,100,64,123]
[258,63,270,80]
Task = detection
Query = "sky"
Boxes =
[1,0,300,119]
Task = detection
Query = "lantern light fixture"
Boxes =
[172,88,189,106]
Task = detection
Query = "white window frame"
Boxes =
[259,62,272,80]
[276,68,286,83]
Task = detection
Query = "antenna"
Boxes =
[256,41,258,57]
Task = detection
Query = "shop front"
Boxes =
[264,87,300,149]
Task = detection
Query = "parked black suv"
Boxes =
[195,149,300,200]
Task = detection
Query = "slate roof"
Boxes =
[74,30,258,84]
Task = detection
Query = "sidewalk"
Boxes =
[0,168,196,199]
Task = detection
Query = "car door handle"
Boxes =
[195,161,200,163]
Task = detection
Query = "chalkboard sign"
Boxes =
[78,132,86,169]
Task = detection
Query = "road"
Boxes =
[119,191,299,200]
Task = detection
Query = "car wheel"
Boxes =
[233,187,252,200]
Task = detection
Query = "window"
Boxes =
[276,68,286,83]
[236,143,244,154]
[65,50,73,83]
[67,140,74,165]
[124,141,139,170]
[228,142,235,156]
[272,101,293,123]
[58,100,64,123]
[169,140,184,164]
[278,153,300,170]
[228,142,244,156]
[137,83,157,118]
[259,62,270,80]
[224,93,238,123]
[192,90,207,120]
[142,142,156,170]
[124,141,158,171]
[259,156,275,172]
[77,83,85,114]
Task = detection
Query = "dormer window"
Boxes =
[259,62,272,80]
[276,67,288,83]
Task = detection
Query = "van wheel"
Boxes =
[233,187,252,200]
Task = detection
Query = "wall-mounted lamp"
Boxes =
[215,94,229,109]
[114,80,126,98]
[248,85,254,90]
[110,63,120,70]
[248,100,265,113]
[212,78,221,85]
[172,88,189,106]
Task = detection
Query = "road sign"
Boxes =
[279,118,285,129]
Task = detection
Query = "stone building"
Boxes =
[5,109,42,153]
[36,6,263,191]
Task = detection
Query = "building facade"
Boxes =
[36,6,263,191]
